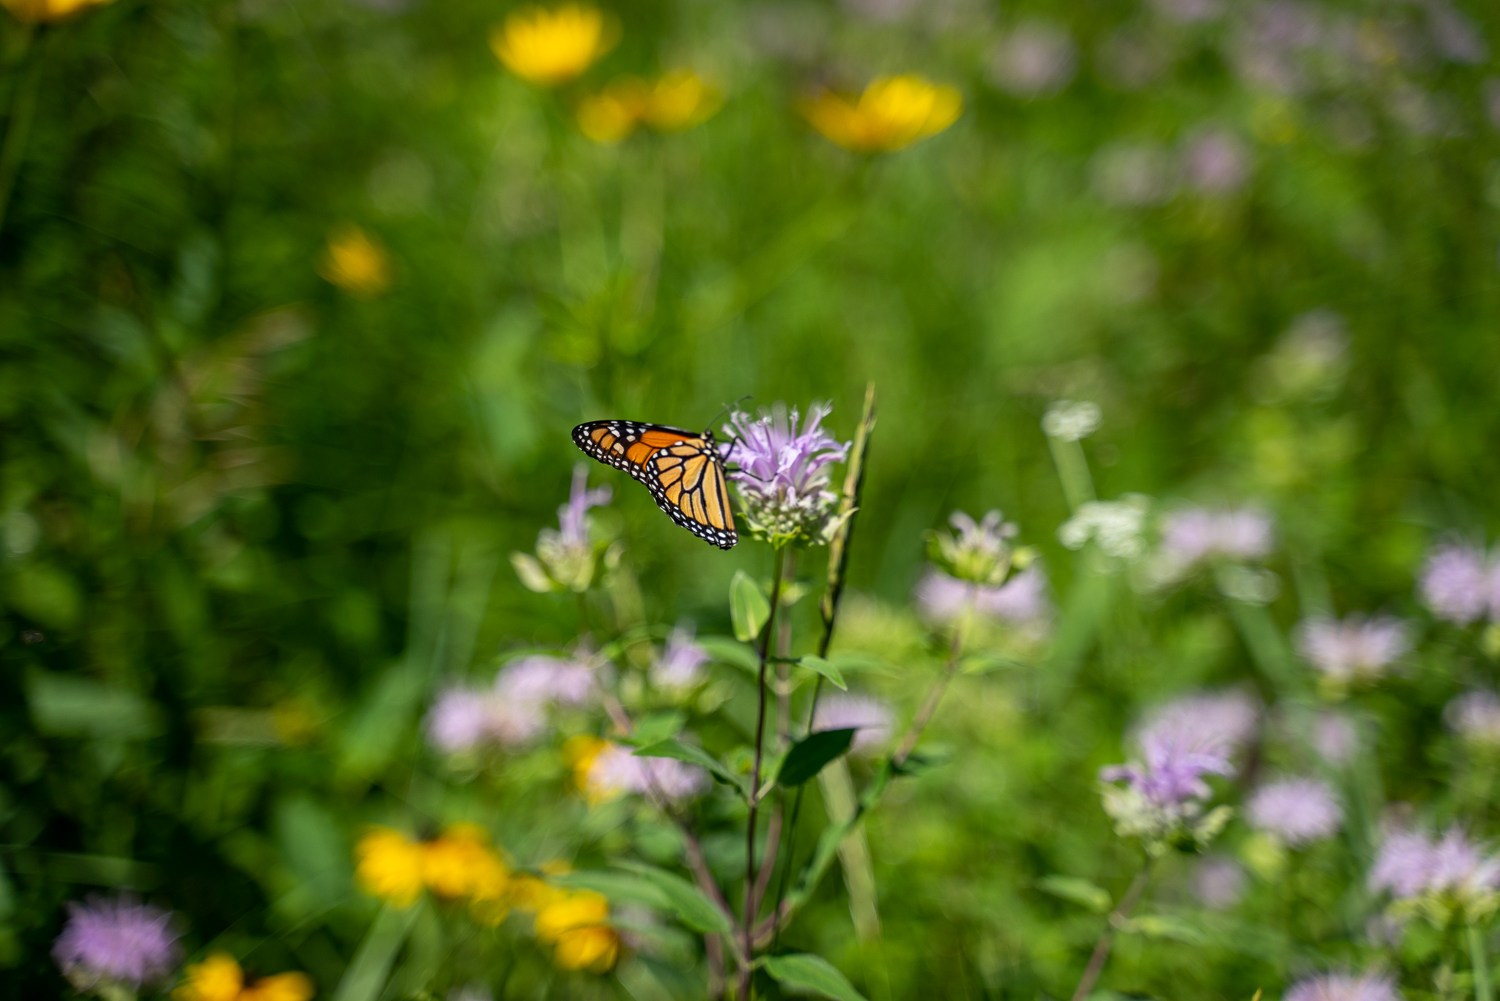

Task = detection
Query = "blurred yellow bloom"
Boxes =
[1,0,112,23]
[176,954,314,1001]
[318,226,391,298]
[422,824,509,898]
[534,890,620,973]
[490,4,617,87]
[564,734,620,803]
[576,70,721,144]
[800,74,962,153]
[355,827,425,906]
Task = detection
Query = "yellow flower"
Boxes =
[575,70,721,144]
[490,4,617,87]
[800,74,961,153]
[176,955,314,1001]
[355,827,425,906]
[1,0,112,23]
[564,735,624,804]
[318,226,391,298]
[535,890,620,973]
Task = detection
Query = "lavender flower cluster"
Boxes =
[427,651,600,755]
[723,403,849,546]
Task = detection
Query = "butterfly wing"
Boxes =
[572,420,739,550]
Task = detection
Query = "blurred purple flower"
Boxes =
[1371,824,1500,902]
[1102,727,1235,808]
[988,22,1076,98]
[1312,710,1360,766]
[1181,128,1251,196]
[427,686,504,754]
[588,743,709,803]
[813,693,894,754]
[1191,855,1246,910]
[1419,542,1500,625]
[1487,80,1500,131]
[1138,689,1261,759]
[653,625,710,690]
[53,896,180,993]
[916,564,1052,627]
[1284,973,1403,1001]
[1159,506,1275,570]
[517,465,613,593]
[1446,691,1500,748]
[1091,143,1176,207]
[555,465,612,550]
[1246,777,1342,846]
[1148,0,1223,23]
[723,402,849,544]
[1426,3,1486,64]
[1295,615,1409,685]
[497,653,598,708]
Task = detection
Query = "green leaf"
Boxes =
[1035,875,1111,913]
[763,953,869,1001]
[25,672,161,739]
[330,903,420,1001]
[1124,913,1209,945]
[620,711,687,748]
[696,635,758,673]
[616,861,733,934]
[777,729,857,788]
[553,870,674,910]
[635,740,747,797]
[730,570,771,642]
[797,656,847,690]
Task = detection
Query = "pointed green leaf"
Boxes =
[620,712,687,749]
[797,656,847,691]
[777,729,857,788]
[330,904,420,1001]
[616,862,733,934]
[1036,875,1111,913]
[763,953,869,1001]
[730,570,771,642]
[635,740,747,798]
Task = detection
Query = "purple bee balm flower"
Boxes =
[1446,690,1500,748]
[554,464,612,550]
[53,896,181,992]
[587,743,709,803]
[1138,689,1261,759]
[653,625,710,690]
[812,693,894,754]
[496,652,598,708]
[1191,855,1246,910]
[1419,543,1500,625]
[723,403,849,545]
[1246,777,1342,846]
[519,464,613,593]
[1371,824,1500,902]
[426,686,499,754]
[915,565,1052,627]
[1284,973,1403,1001]
[988,22,1076,98]
[1159,505,1275,570]
[1311,710,1360,765]
[1102,728,1235,808]
[1181,128,1251,196]
[1295,615,1409,684]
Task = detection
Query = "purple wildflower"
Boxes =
[1191,856,1246,910]
[1295,615,1409,685]
[1311,710,1360,766]
[1284,973,1403,1001]
[988,22,1076,98]
[1370,824,1500,904]
[556,464,612,550]
[1446,691,1500,748]
[1419,543,1500,625]
[1138,689,1261,759]
[53,896,181,993]
[928,510,1022,585]
[496,653,597,708]
[653,625,710,690]
[426,650,601,755]
[812,693,894,754]
[1181,128,1251,196]
[1102,728,1235,808]
[1159,505,1275,572]
[586,743,709,803]
[916,564,1052,628]
[722,403,849,545]
[516,465,613,593]
[426,686,503,754]
[1246,777,1342,846]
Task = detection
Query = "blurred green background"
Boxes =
[3,0,1500,996]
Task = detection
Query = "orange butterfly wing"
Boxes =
[572,420,738,550]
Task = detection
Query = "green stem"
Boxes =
[1047,435,1096,512]
[0,23,42,242]
[1069,860,1153,1001]
[1470,922,1493,1001]
[740,545,788,1001]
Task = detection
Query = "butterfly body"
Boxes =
[572,420,738,550]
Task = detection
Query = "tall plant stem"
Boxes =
[0,23,41,243]
[1069,860,1153,1001]
[741,545,788,999]
[1470,921,1493,1001]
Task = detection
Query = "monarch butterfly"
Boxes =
[572,420,738,550]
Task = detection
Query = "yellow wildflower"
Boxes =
[535,890,620,973]
[576,70,721,143]
[318,225,391,298]
[176,954,314,1001]
[490,4,617,87]
[564,735,624,804]
[1,0,111,23]
[354,827,425,906]
[800,74,962,153]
